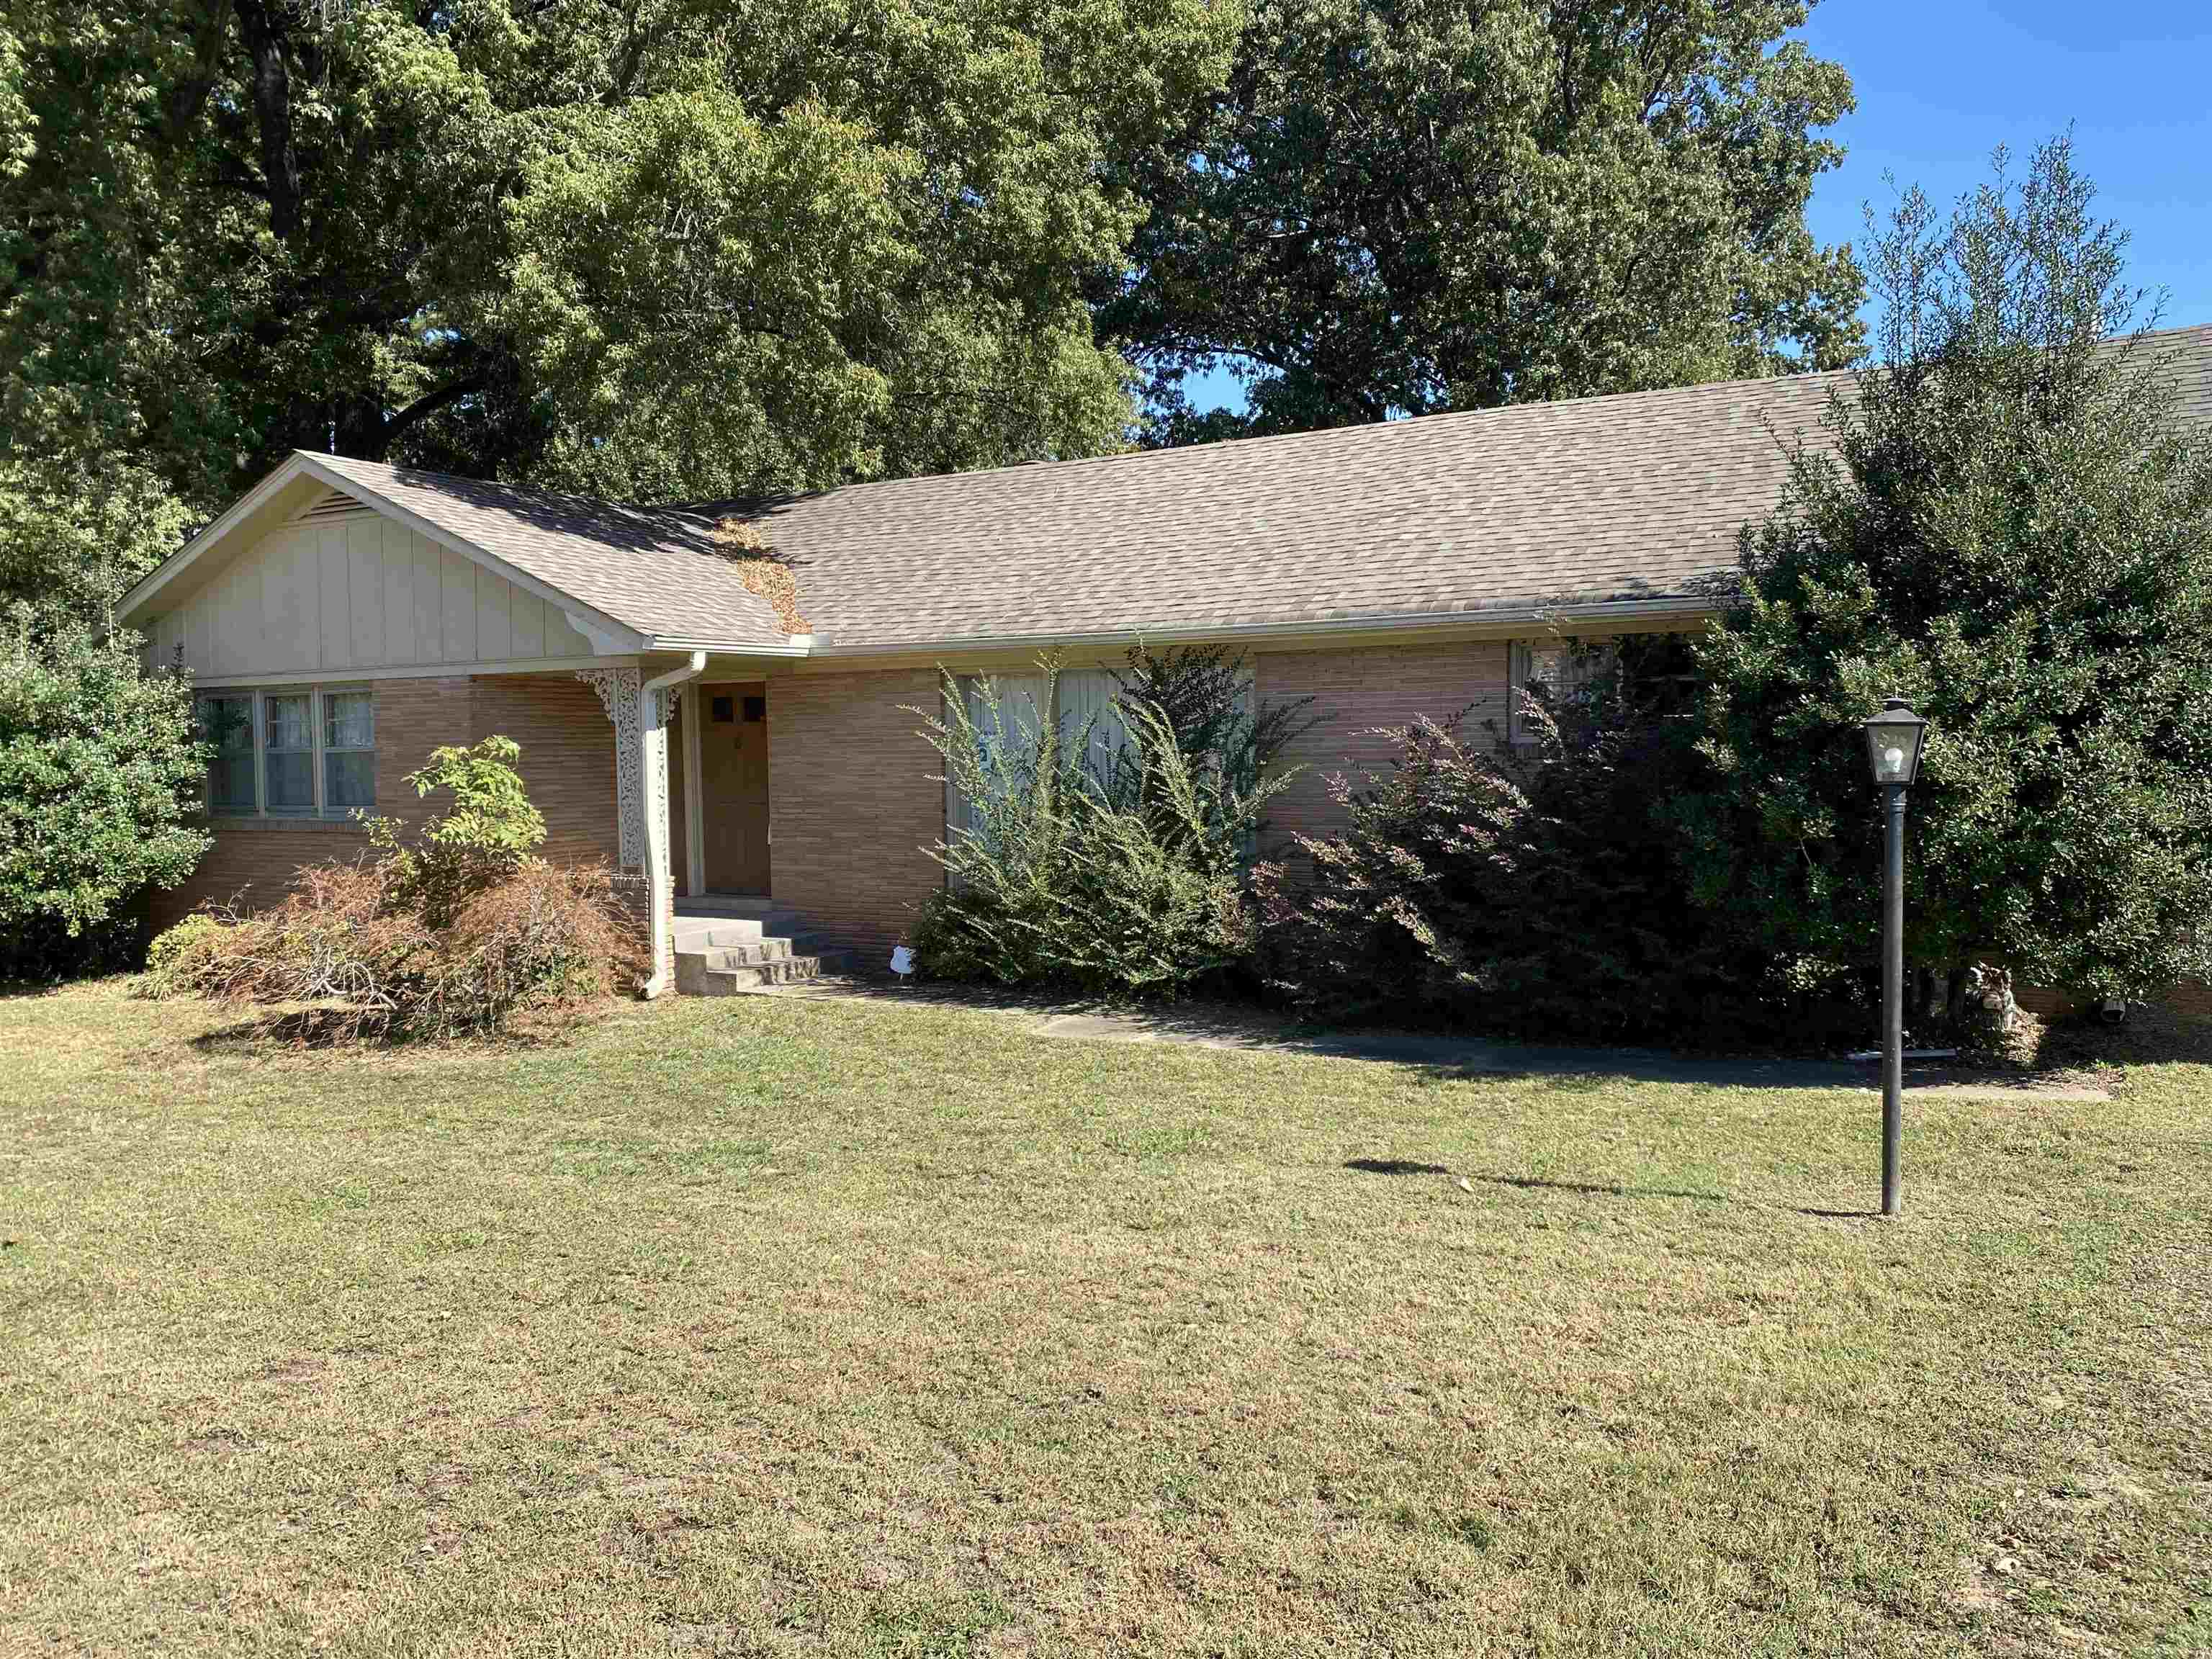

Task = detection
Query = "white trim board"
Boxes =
[189,654,642,689]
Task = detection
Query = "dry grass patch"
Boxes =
[1,982,2207,1656]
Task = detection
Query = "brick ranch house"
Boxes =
[122,324,2212,1002]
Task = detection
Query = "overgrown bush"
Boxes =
[142,737,640,1040]
[1256,661,1832,1046]
[907,659,1298,994]
[1,604,210,979]
[1097,642,1318,814]
[1682,138,2212,1006]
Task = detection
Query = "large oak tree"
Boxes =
[1102,0,1866,441]
[0,0,1237,609]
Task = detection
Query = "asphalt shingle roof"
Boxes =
[315,322,2212,655]
[313,454,788,648]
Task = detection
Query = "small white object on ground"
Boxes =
[889,945,914,978]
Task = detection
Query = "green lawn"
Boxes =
[3,984,2207,1657]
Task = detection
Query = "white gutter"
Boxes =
[645,633,814,656]
[637,651,709,999]
[793,593,1732,658]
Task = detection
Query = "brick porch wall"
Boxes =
[2018,979,2212,1022]
[1255,639,1512,855]
[148,673,620,933]
[768,667,944,962]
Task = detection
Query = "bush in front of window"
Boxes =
[363,736,549,927]
[140,737,642,1039]
[907,662,1299,995]
[0,603,212,979]
[1251,691,1835,1048]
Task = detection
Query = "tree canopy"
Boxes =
[1681,138,2212,1001]
[1102,0,1866,441]
[1,0,1238,580]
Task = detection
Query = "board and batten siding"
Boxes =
[140,506,595,678]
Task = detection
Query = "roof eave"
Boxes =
[798,593,1734,660]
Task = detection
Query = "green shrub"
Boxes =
[1681,138,2212,1005]
[908,664,1296,995]
[1096,642,1320,817]
[139,912,229,998]
[0,603,210,979]
[362,735,548,926]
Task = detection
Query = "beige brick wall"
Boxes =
[768,667,945,960]
[1255,639,1512,853]
[150,673,619,932]
[468,675,621,868]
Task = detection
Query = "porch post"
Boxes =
[578,666,647,868]
[582,657,705,996]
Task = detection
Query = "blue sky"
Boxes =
[1184,1,2212,413]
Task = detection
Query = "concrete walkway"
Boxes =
[757,977,2112,1100]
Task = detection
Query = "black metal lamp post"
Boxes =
[1862,697,1929,1217]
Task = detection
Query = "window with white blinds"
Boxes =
[945,670,1132,841]
[192,685,374,818]
[945,673,1048,844]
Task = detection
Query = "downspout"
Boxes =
[639,652,709,999]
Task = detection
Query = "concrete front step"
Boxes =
[676,950,850,995]
[695,938,795,970]
[672,902,849,994]
[671,918,764,953]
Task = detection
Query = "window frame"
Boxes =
[1509,637,1615,745]
[195,683,374,820]
[196,693,261,817]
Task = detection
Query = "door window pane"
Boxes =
[264,693,315,814]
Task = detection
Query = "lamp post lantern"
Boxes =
[1862,697,1928,1217]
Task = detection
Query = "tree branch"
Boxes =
[164,0,237,143]
[374,374,488,455]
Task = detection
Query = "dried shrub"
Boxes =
[140,737,643,1041]
[143,858,639,1041]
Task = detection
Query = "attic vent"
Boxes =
[300,490,372,523]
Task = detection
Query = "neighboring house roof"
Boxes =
[122,323,2212,658]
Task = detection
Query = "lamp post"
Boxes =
[1862,697,1928,1217]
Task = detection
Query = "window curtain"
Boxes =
[264,693,315,813]
[1054,669,1128,797]
[323,691,375,814]
[946,673,1048,843]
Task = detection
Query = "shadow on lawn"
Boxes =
[1342,1159,1881,1220]
[187,1007,589,1053]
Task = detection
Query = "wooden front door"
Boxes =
[698,682,770,894]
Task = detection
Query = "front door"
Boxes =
[698,682,770,894]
